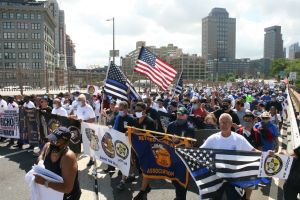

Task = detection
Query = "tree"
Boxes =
[270,59,290,76]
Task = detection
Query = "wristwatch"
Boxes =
[44,181,49,188]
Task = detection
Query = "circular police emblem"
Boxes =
[68,126,81,144]
[88,85,95,94]
[151,143,171,168]
[264,154,283,176]
[85,128,99,151]
[115,140,129,160]
[101,132,115,158]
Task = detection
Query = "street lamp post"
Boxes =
[106,17,115,63]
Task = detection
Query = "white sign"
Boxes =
[258,152,293,179]
[289,72,297,81]
[226,82,232,88]
[82,123,131,176]
[86,85,99,95]
[0,110,20,138]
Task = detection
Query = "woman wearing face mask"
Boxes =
[133,102,155,200]
[35,127,81,200]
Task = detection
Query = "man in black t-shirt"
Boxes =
[133,102,155,200]
[214,98,240,130]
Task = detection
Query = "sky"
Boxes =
[59,0,300,68]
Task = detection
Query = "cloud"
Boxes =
[59,0,300,68]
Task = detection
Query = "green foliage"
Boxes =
[270,59,289,76]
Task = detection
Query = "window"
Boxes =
[4,53,16,59]
[33,62,41,69]
[32,53,41,59]
[16,13,22,19]
[3,22,14,29]
[30,13,35,19]
[0,53,1,59]
[31,23,40,30]
[17,33,28,39]
[2,12,8,19]
[4,63,16,69]
[3,32,15,39]
[32,43,41,49]
[9,13,14,19]
[37,14,41,20]
[4,42,15,49]
[24,13,28,19]
[31,33,40,39]
[18,53,29,59]
[17,22,28,29]
[18,43,28,49]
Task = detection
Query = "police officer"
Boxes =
[167,107,195,200]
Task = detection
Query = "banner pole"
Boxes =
[126,126,197,142]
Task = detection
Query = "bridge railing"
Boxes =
[288,87,300,150]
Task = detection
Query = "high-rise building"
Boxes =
[0,0,56,88]
[202,8,236,60]
[288,43,300,59]
[66,34,76,69]
[264,26,284,59]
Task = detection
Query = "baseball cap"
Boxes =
[177,107,189,115]
[47,127,71,141]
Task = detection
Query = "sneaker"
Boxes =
[125,175,136,183]
[86,160,95,167]
[13,143,23,149]
[116,181,125,191]
[133,190,147,200]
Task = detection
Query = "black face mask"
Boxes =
[49,144,61,153]
[176,119,187,125]
[221,105,230,110]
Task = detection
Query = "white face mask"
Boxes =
[53,104,58,109]
[135,112,143,118]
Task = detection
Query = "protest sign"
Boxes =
[0,110,20,138]
[258,152,293,179]
[82,123,131,176]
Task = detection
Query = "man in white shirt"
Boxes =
[70,91,80,115]
[0,95,8,113]
[200,113,257,200]
[70,94,95,166]
[7,96,18,111]
[23,96,36,109]
[51,98,68,117]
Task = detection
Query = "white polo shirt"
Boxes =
[51,107,68,117]
[200,131,254,151]
[7,102,19,111]
[77,104,95,121]
[23,101,35,109]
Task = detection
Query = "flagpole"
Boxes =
[172,70,183,98]
[126,126,197,142]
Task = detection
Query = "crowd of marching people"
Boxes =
[1,80,300,200]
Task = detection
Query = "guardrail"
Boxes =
[288,87,300,149]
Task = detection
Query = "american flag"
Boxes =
[173,71,183,96]
[104,62,141,102]
[176,147,263,199]
[134,47,177,91]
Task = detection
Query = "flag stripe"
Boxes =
[216,161,260,170]
[217,169,259,178]
[215,154,260,162]
[134,47,176,91]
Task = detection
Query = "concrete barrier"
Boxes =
[287,88,300,150]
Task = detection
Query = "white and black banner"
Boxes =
[82,123,131,176]
[258,152,294,179]
[0,110,20,139]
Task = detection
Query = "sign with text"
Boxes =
[0,110,20,138]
